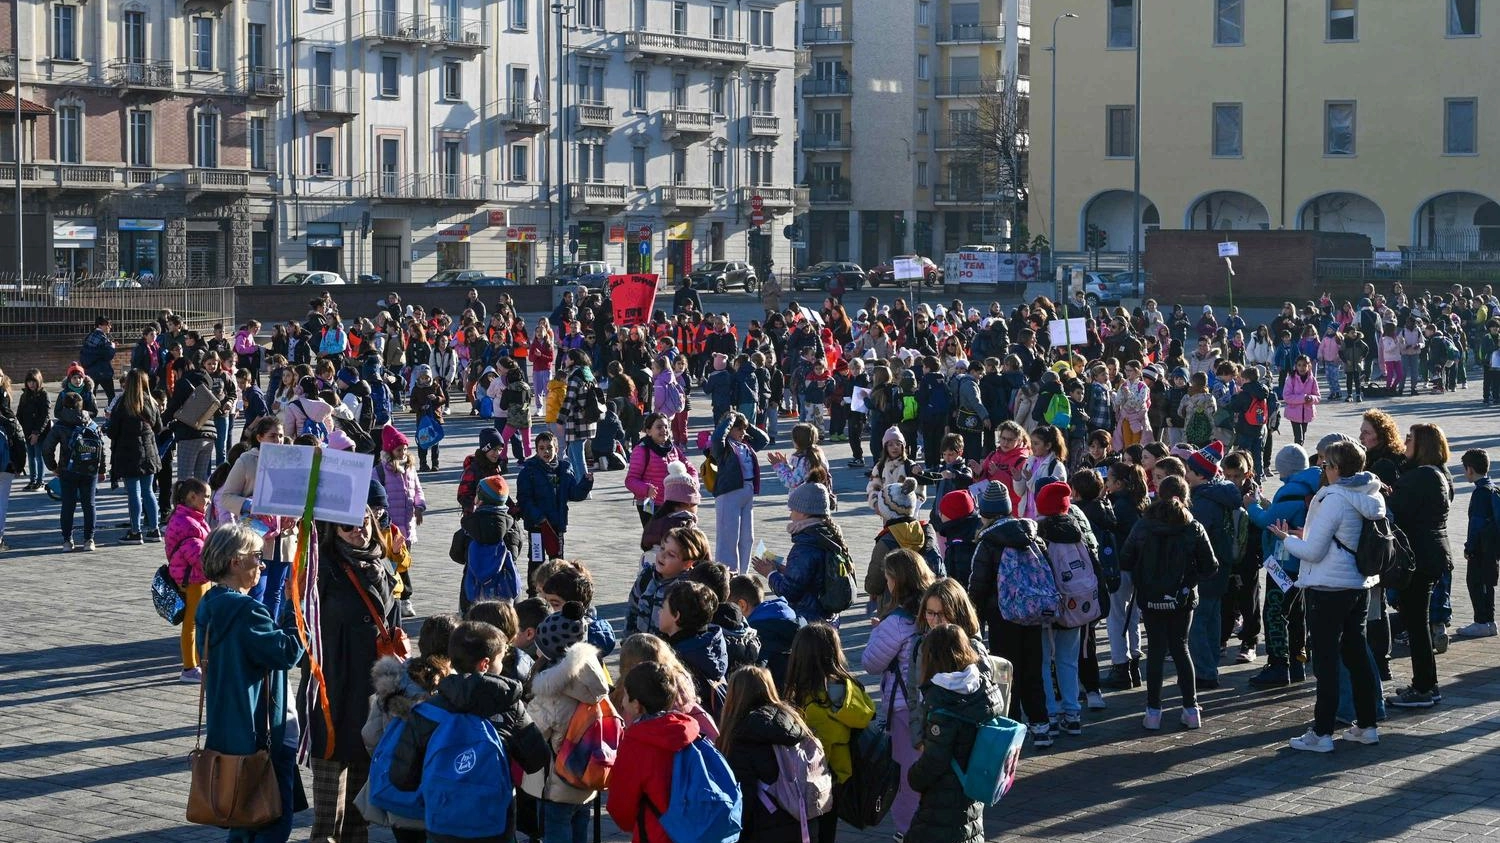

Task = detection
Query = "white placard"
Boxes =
[1373,250,1403,269]
[1264,556,1295,593]
[893,257,924,282]
[1217,241,1240,258]
[251,443,375,526]
[1047,317,1090,348]
[850,386,871,414]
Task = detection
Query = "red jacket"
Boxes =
[606,711,700,843]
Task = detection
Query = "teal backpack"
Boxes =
[935,710,1027,807]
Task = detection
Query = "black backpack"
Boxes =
[1332,515,1415,588]
[64,422,105,476]
[1133,526,1193,612]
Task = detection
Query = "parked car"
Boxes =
[427,269,510,287]
[1082,270,1149,306]
[357,273,384,284]
[867,255,942,288]
[792,261,865,293]
[539,261,613,288]
[465,275,516,287]
[688,260,759,293]
[278,271,346,285]
[98,278,144,289]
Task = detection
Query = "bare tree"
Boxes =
[948,77,1029,248]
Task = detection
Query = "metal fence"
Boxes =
[1314,259,1500,284]
[0,275,236,341]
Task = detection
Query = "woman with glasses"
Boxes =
[196,522,306,842]
[308,508,397,843]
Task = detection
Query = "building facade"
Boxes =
[1029,0,1500,256]
[799,0,1029,269]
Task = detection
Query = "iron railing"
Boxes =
[1315,258,1500,283]
[0,276,238,341]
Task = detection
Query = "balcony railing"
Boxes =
[660,184,716,209]
[122,167,173,187]
[431,17,488,48]
[932,182,985,204]
[802,77,851,97]
[661,107,714,139]
[108,59,174,91]
[801,24,852,43]
[737,185,805,209]
[498,98,549,131]
[934,76,1003,97]
[185,168,249,191]
[939,21,1004,43]
[245,66,284,98]
[369,12,427,43]
[368,173,486,202]
[569,182,629,207]
[749,114,781,137]
[0,164,45,185]
[622,31,749,63]
[794,48,811,77]
[802,128,851,150]
[809,180,852,203]
[299,85,358,118]
[55,166,119,188]
[575,102,614,129]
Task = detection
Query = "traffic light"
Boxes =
[894,215,907,239]
[1085,224,1109,251]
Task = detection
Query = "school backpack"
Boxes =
[646,737,742,843]
[837,707,900,828]
[320,325,348,356]
[367,716,424,822]
[1332,514,1416,587]
[900,394,919,423]
[464,537,522,603]
[818,546,857,616]
[1044,537,1102,628]
[942,537,980,596]
[476,394,495,419]
[294,400,329,444]
[1043,393,1072,429]
[1184,406,1214,447]
[579,382,606,425]
[1242,395,1268,427]
[64,421,104,476]
[1133,526,1193,612]
[765,734,834,843]
[553,696,625,791]
[415,414,444,449]
[0,413,24,475]
[334,416,378,456]
[414,702,513,839]
[369,380,393,427]
[919,378,952,422]
[933,709,1027,807]
[991,527,1061,626]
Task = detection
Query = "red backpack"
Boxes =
[1243,396,1267,426]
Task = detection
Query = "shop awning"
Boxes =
[0,95,54,117]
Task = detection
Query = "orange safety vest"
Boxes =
[510,322,530,358]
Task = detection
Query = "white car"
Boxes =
[279,271,347,286]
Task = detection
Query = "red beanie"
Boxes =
[1035,481,1073,517]
[938,489,976,522]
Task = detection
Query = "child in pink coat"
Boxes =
[1281,355,1321,447]
[164,478,212,683]
[377,424,424,617]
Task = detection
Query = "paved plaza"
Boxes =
[2,296,1499,842]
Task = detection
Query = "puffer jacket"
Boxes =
[606,711,700,843]
[724,705,815,843]
[668,625,729,708]
[41,405,93,478]
[769,518,847,624]
[1390,461,1455,579]
[378,458,425,543]
[358,654,446,831]
[861,605,917,712]
[624,568,685,636]
[714,603,762,673]
[525,642,609,804]
[625,439,694,507]
[279,396,335,440]
[17,387,51,440]
[747,597,802,692]
[1119,508,1218,610]
[866,519,941,613]
[865,456,926,510]
[968,516,1042,624]
[905,664,1006,843]
[1188,478,1244,599]
[1282,371,1320,424]
[1285,471,1386,590]
[105,402,162,478]
[797,676,875,784]
[1246,465,1320,575]
[165,504,211,585]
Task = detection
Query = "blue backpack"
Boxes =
[476,394,494,419]
[464,537,522,603]
[416,414,445,449]
[990,526,1061,626]
[320,325,348,356]
[294,400,329,443]
[367,717,424,821]
[647,737,742,843]
[934,710,1026,807]
[920,377,952,421]
[369,380,392,428]
[414,702,513,838]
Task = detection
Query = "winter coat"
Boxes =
[867,456,929,510]
[724,705,815,843]
[311,543,398,762]
[106,401,162,478]
[640,508,697,553]
[1227,379,1276,436]
[967,516,1042,621]
[906,665,1006,843]
[714,603,763,674]
[378,458,425,543]
[626,440,694,506]
[559,367,600,443]
[1119,508,1218,610]
[525,642,610,804]
[1188,478,1244,599]
[517,455,594,533]
[1285,471,1386,591]
[797,677,875,784]
[1282,371,1320,424]
[165,505,211,585]
[861,605,917,712]
[867,519,941,612]
[41,405,95,478]
[770,520,846,623]
[213,447,261,526]
[708,415,769,495]
[1390,462,1455,579]
[1246,465,1320,574]
[17,388,50,439]
[747,597,802,692]
[669,625,729,708]
[279,396,335,441]
[624,568,685,636]
[606,711,701,843]
[195,587,305,758]
[703,368,735,420]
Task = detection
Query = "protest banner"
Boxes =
[609,273,659,327]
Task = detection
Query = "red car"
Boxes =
[867,255,942,287]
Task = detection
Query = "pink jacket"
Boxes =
[165,505,211,586]
[625,441,695,505]
[1282,371,1320,424]
[1318,337,1341,364]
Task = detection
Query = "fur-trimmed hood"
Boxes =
[531,641,609,705]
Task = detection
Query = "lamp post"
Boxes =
[1047,12,1078,351]
[550,3,571,276]
[1130,0,1142,279]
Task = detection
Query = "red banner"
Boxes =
[609,274,659,327]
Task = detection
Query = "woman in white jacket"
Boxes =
[1246,325,1276,370]
[1268,439,1384,753]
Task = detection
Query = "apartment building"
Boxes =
[1029,0,1500,255]
[800,0,1029,269]
[0,0,279,283]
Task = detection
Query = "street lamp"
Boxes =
[551,3,572,276]
[1047,12,1078,349]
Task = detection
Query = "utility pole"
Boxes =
[551,3,570,275]
[11,3,23,281]
[1130,0,1142,279]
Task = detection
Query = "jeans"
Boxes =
[124,474,161,534]
[1143,606,1196,710]
[541,799,592,843]
[0,473,12,538]
[226,738,299,843]
[1467,553,1498,624]
[1041,625,1082,718]
[1323,362,1343,396]
[1397,573,1438,692]
[1188,595,1223,681]
[1235,431,1265,478]
[59,474,98,542]
[26,441,44,484]
[213,415,232,466]
[567,439,588,481]
[1305,588,1379,735]
[1402,353,1421,391]
[713,485,756,574]
[1106,571,1143,664]
[1430,568,1452,626]
[177,437,215,484]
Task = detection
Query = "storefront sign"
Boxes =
[437,224,471,243]
[666,222,693,241]
[609,225,626,243]
[506,225,538,242]
[119,218,166,232]
[488,210,507,226]
[54,221,97,248]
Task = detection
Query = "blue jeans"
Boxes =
[124,474,160,534]
[541,799,592,843]
[59,474,98,542]
[1041,625,1082,718]
[1235,432,1265,480]
[567,439,588,477]
[26,441,44,484]
[213,415,231,466]
[226,738,299,843]
[1430,568,1452,626]
[1323,362,1343,396]
[1188,595,1223,681]
[1402,353,1421,390]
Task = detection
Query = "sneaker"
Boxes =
[0,538,10,553]
[143,530,163,543]
[399,599,416,618]
[1456,621,1498,638]
[78,539,96,552]
[1142,708,1163,731]
[1432,623,1450,654]
[845,457,866,468]
[1047,718,1060,736]
[1289,729,1334,753]
[1061,716,1083,735]
[62,538,74,552]
[1339,725,1380,745]
[1194,677,1221,691]
[1289,660,1307,682]
[1029,723,1054,748]
[119,530,144,545]
[1236,646,1257,664]
[1248,661,1291,688]
[1086,691,1107,710]
[1180,707,1202,730]
[179,667,203,684]
[1387,686,1436,709]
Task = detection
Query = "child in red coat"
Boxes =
[606,662,702,843]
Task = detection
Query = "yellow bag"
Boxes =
[700,455,718,496]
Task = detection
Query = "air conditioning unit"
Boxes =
[464,31,480,43]
[398,26,417,38]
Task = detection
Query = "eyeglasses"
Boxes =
[923,610,946,620]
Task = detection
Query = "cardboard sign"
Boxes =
[609,273,659,328]
[251,443,375,526]
[1217,241,1239,258]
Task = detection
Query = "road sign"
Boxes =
[568,239,579,255]
[638,225,651,242]
[750,194,764,210]
[784,224,801,240]
[639,241,650,256]
[791,240,807,250]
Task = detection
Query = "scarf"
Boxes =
[642,435,675,459]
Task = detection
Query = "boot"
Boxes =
[1128,656,1143,688]
[1101,663,1133,691]
[1288,656,1307,683]
[1248,657,1290,689]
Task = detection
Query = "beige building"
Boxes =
[1030,0,1500,256]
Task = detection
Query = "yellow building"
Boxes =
[1029,0,1500,255]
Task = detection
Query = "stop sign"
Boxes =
[638,225,650,242]
[750,194,764,211]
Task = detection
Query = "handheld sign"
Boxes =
[609,273,659,327]
[1217,241,1239,258]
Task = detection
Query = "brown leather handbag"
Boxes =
[186,628,283,828]
[342,562,409,659]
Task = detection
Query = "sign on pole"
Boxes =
[893,257,924,282]
[638,225,651,242]
[1217,241,1240,258]
[252,444,375,526]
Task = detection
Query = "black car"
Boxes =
[689,260,760,293]
[792,261,865,293]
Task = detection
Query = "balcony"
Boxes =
[299,85,358,120]
[245,66,284,99]
[54,165,119,190]
[660,107,714,141]
[121,167,176,189]
[108,60,174,93]
[737,185,806,211]
[802,128,851,151]
[932,182,985,205]
[801,77,851,97]
[497,98,549,133]
[621,31,749,65]
[366,173,486,203]
[938,22,1004,44]
[430,17,488,51]
[749,114,781,137]
[569,182,629,210]
[367,12,427,44]
[184,168,273,194]
[934,76,1003,98]
[802,24,852,43]
[809,179,852,204]
[575,102,614,129]
[795,48,811,77]
[659,184,716,211]
[0,164,47,187]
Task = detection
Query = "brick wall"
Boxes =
[31,90,248,168]
[1143,230,1371,306]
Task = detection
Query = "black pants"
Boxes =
[960,427,984,464]
[847,411,866,460]
[1468,554,1498,624]
[1485,368,1500,404]
[1142,606,1196,710]
[1396,572,1438,692]
[419,444,440,467]
[1223,566,1263,649]
[829,402,848,440]
[1306,588,1379,735]
[920,421,946,469]
[1078,622,1101,693]
[1346,368,1364,399]
[988,617,1048,725]
[1291,421,1308,445]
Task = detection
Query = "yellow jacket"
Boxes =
[544,376,568,423]
[799,676,875,783]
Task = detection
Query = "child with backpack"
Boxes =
[929,433,974,530]
[1018,425,1069,520]
[626,524,709,635]
[42,391,102,552]
[457,428,505,515]
[661,580,731,717]
[717,665,833,843]
[523,601,612,843]
[1340,327,1369,403]
[164,478,211,683]
[685,562,762,675]
[866,427,927,511]
[537,559,617,657]
[1113,360,1151,449]
[1070,469,1119,709]
[785,623,876,843]
[866,478,943,612]
[1034,481,1103,735]
[409,364,449,472]
[454,475,526,614]
[731,574,801,695]
[1118,475,1219,730]
[1179,372,1217,448]
[896,368,921,455]
[936,489,984,591]
[754,478,853,624]
[378,424,425,618]
[905,624,1007,843]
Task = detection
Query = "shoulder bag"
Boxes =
[342,562,410,659]
[186,627,283,828]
